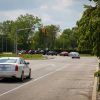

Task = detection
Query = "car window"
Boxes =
[0,59,17,63]
[19,59,24,64]
[19,58,26,64]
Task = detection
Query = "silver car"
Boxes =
[69,52,80,59]
[0,57,31,81]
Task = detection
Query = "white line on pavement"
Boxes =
[0,65,67,97]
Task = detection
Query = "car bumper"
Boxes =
[72,56,80,58]
[0,71,20,78]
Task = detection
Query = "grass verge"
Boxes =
[0,53,46,60]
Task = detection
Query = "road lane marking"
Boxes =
[0,65,68,97]
[0,63,97,97]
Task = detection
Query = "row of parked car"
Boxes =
[19,50,48,55]
[59,51,80,58]
[19,50,80,58]
[0,51,80,82]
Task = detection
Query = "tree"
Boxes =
[57,28,79,51]
[15,14,41,50]
[0,14,42,52]
[44,25,60,49]
[77,0,100,56]
[34,25,60,50]
[71,27,80,50]
[0,20,15,52]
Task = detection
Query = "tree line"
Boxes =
[0,0,99,57]
[0,14,78,53]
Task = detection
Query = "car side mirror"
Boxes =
[25,62,30,65]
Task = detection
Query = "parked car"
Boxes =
[39,50,46,55]
[69,52,80,58]
[47,51,58,56]
[0,57,31,81]
[59,51,69,56]
[18,50,26,54]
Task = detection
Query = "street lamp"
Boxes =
[15,26,35,56]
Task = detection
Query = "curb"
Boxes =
[92,74,98,100]
[92,59,99,100]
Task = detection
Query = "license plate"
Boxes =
[0,67,6,71]
[0,67,10,71]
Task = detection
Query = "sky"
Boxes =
[0,0,94,30]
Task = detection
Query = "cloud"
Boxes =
[40,0,73,12]
[0,10,29,20]
[0,0,45,11]
[0,0,95,29]
[52,0,73,11]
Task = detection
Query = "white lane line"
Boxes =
[0,65,67,97]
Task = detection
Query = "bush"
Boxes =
[94,70,100,77]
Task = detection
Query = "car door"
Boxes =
[19,59,27,76]
[23,60,30,76]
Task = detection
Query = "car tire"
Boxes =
[19,71,24,82]
[27,69,31,79]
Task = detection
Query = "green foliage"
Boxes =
[33,24,60,49]
[0,0,99,54]
[56,27,79,51]
[0,14,41,51]
[94,70,100,77]
[0,20,15,52]
[15,14,41,50]
[18,54,45,60]
[0,53,16,57]
[77,1,100,57]
[0,53,45,60]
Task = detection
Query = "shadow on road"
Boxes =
[0,78,33,84]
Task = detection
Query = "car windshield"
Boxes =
[0,59,17,63]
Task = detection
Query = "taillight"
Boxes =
[15,65,18,71]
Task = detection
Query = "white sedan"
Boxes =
[0,57,31,81]
[69,52,80,59]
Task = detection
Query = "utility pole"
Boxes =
[63,38,64,50]
[6,37,7,52]
[15,30,18,56]
[2,36,3,52]
[15,26,35,56]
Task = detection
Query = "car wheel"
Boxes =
[19,71,24,82]
[27,69,31,79]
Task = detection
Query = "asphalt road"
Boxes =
[0,56,98,100]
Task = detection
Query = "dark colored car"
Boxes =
[47,51,58,56]
[59,51,69,56]
[39,50,46,55]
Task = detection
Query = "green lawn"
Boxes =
[0,53,46,60]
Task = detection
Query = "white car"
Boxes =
[69,52,80,59]
[0,57,31,81]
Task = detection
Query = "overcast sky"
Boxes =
[0,0,94,29]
